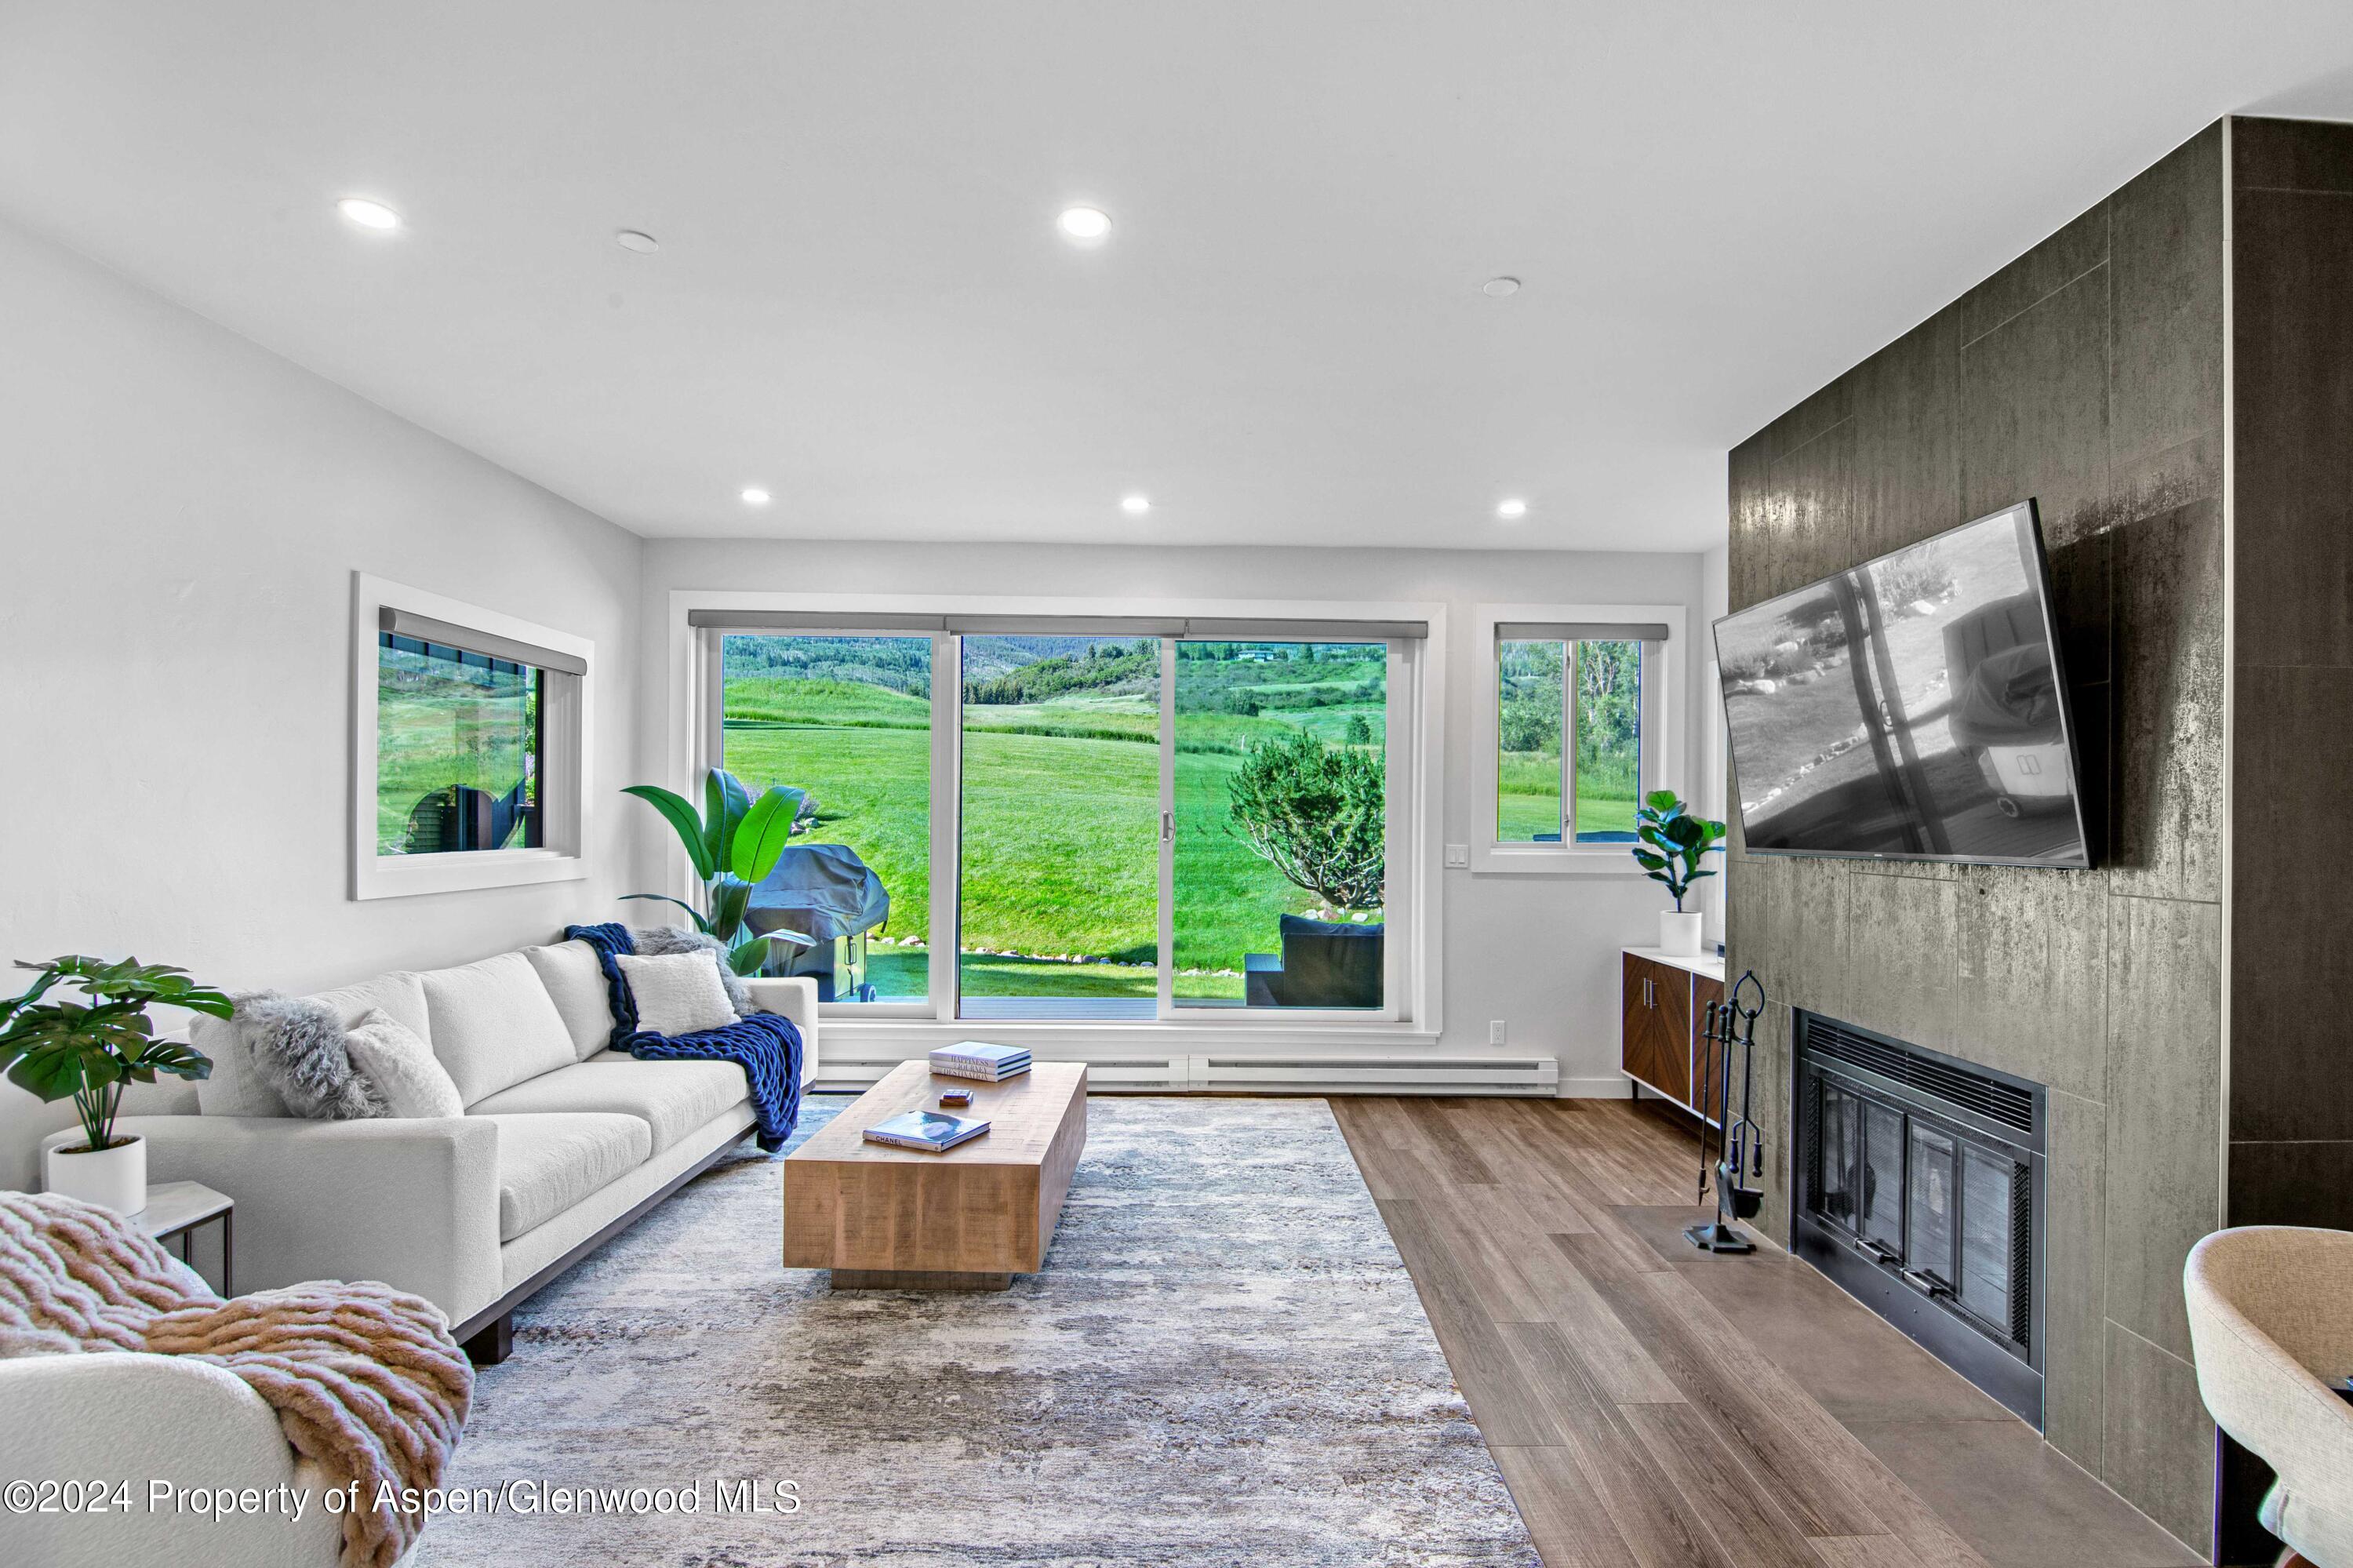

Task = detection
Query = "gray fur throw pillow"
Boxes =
[233,992,387,1121]
[633,926,750,1016]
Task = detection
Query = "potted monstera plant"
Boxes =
[1632,791,1726,957]
[622,767,814,974]
[0,957,229,1213]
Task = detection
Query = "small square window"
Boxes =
[1497,638,1649,842]
[352,575,591,899]
[1570,638,1643,843]
[1477,608,1676,872]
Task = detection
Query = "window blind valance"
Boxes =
[686,610,950,633]
[689,610,1429,641]
[1494,620,1670,643]
[379,606,588,675]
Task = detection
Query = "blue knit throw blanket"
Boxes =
[564,922,802,1151]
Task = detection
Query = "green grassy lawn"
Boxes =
[1498,749,1564,841]
[720,666,1385,999]
[959,725,1160,959]
[1498,749,1640,843]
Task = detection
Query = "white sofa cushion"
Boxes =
[616,951,736,1036]
[523,939,615,1060]
[191,1011,289,1118]
[420,952,577,1107]
[472,1057,749,1155]
[307,970,431,1042]
[483,1112,651,1241]
[344,1008,465,1119]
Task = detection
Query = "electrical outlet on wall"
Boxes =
[1488,1019,1507,1046]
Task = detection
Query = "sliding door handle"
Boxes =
[1160,809,1173,843]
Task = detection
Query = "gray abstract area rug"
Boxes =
[411,1095,1538,1567]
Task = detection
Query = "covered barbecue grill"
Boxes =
[744,843,890,1000]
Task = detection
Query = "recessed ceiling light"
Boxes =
[1121,494,1151,515]
[1482,276,1522,297]
[741,487,771,507]
[1497,498,1529,519]
[616,229,660,254]
[1058,206,1112,241]
[336,197,402,232]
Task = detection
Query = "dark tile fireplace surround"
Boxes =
[1730,113,2353,1558]
[1793,1010,2047,1425]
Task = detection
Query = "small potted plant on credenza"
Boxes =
[1,956,227,1213]
[1632,790,1726,958]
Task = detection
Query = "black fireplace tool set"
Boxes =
[1686,970,1767,1255]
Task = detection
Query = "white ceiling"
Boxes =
[5,3,2352,552]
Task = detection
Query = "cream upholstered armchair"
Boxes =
[2184,1227,2353,1567]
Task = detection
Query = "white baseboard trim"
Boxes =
[811,1051,1561,1097]
[1558,1075,1638,1099]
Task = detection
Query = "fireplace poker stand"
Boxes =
[1686,970,1767,1255]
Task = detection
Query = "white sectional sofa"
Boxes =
[115,936,820,1359]
[0,936,814,1566]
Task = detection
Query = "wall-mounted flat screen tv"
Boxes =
[1713,500,2090,867]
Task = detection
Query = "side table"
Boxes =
[138,1180,233,1296]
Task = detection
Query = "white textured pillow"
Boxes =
[616,951,737,1037]
[344,1008,465,1119]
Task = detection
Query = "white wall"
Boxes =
[639,538,1712,1093]
[0,200,1726,1188]
[0,219,644,1189]
[1698,541,1731,943]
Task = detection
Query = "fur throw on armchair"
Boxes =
[632,925,753,1014]
[0,1191,471,1568]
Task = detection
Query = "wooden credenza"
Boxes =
[1620,947,1727,1125]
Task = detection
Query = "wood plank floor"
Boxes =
[1332,1097,2202,1568]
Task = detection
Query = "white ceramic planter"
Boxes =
[1658,911,1704,958]
[43,1132,147,1214]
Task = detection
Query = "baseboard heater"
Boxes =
[813,1057,1194,1093]
[813,1055,1558,1096]
[1192,1055,1558,1095]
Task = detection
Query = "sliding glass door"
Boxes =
[718,634,931,1003]
[696,614,1415,1023]
[958,635,1160,1019]
[1171,640,1388,1011]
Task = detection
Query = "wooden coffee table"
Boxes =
[783,1060,1087,1290]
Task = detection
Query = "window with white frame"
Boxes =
[352,574,591,899]
[684,605,1435,1026]
[1474,607,1677,871]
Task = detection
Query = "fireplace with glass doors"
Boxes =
[1791,1010,2046,1424]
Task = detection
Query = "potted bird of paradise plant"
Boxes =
[622,767,813,974]
[0,956,229,1213]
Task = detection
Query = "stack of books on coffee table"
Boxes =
[929,1042,1032,1082]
